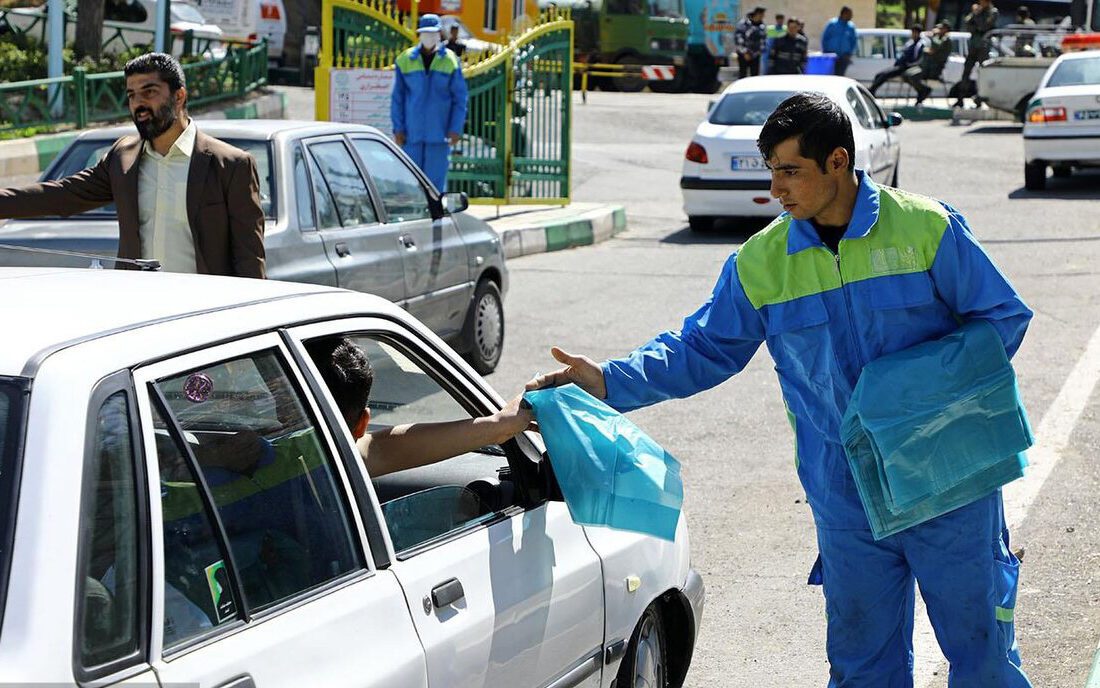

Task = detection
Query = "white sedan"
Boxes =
[0,268,702,688]
[1023,50,1100,190]
[680,75,903,231]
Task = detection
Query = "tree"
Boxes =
[74,0,105,60]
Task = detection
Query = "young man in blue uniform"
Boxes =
[528,93,1034,687]
[821,6,858,76]
[390,14,468,191]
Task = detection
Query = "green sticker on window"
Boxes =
[204,560,236,623]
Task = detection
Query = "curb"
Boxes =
[498,205,627,260]
[0,90,286,177]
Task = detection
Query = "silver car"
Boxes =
[0,120,509,373]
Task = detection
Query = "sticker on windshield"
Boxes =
[205,560,236,622]
[183,373,214,403]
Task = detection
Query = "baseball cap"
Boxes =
[417,14,443,33]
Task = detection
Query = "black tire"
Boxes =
[613,54,647,93]
[461,279,504,375]
[1024,161,1046,191]
[1052,165,1072,178]
[615,604,668,688]
[687,215,713,232]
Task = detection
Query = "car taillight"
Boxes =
[685,142,708,164]
[1028,105,1066,123]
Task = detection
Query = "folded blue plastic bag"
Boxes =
[842,319,1033,540]
[523,384,683,541]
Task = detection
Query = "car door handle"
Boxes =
[215,675,256,688]
[431,578,465,608]
[399,234,417,251]
[334,242,351,257]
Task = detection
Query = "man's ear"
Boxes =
[830,147,850,173]
[352,409,370,439]
[175,86,188,112]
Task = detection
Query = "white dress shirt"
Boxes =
[138,119,198,273]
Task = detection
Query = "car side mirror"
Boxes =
[444,191,469,214]
[887,112,903,127]
[707,99,716,114]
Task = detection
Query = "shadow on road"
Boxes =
[1008,170,1100,200]
[662,216,773,244]
[962,124,1024,135]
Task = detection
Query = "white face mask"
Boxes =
[419,32,441,51]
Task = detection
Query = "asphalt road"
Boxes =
[484,91,1100,687]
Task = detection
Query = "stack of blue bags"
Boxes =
[842,319,1034,540]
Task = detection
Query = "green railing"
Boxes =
[0,41,268,133]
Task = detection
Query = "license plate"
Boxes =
[1074,109,1100,121]
[731,155,768,171]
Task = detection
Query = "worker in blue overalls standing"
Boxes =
[391,14,468,192]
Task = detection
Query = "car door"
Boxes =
[845,86,889,183]
[303,136,407,306]
[286,318,605,688]
[134,334,428,688]
[857,85,900,183]
[349,137,473,338]
[852,31,891,84]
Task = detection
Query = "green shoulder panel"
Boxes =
[396,47,424,73]
[432,50,460,74]
[736,215,843,309]
[838,186,951,284]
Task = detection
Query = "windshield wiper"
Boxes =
[0,243,161,271]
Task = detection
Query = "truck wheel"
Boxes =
[613,54,647,93]
[1024,161,1046,191]
[461,279,504,375]
[615,604,668,688]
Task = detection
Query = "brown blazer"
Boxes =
[0,129,266,278]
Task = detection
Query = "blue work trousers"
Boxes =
[402,141,450,192]
[811,491,1032,688]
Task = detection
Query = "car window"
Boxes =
[221,138,276,220]
[305,149,340,229]
[708,91,795,126]
[857,86,888,128]
[0,379,26,639]
[152,349,361,617]
[350,139,432,222]
[846,88,875,129]
[307,141,379,228]
[858,33,887,58]
[1047,56,1100,87]
[292,144,316,231]
[77,392,141,668]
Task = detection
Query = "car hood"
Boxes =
[0,218,119,268]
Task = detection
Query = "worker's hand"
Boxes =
[394,132,407,146]
[488,393,537,442]
[447,131,461,146]
[525,346,607,399]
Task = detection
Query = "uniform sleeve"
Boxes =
[391,64,408,136]
[930,203,1032,358]
[601,254,766,413]
[227,156,266,279]
[448,64,468,135]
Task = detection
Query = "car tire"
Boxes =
[890,161,899,188]
[1024,161,1046,191]
[461,279,504,375]
[615,604,668,688]
[1052,165,1072,178]
[613,54,648,93]
[688,215,713,232]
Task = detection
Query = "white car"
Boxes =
[848,28,970,93]
[1022,50,1100,190]
[0,268,703,688]
[681,75,903,230]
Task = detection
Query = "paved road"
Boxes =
[484,91,1100,687]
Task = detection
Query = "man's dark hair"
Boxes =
[839,6,853,16]
[124,52,187,93]
[757,93,856,173]
[910,23,922,32]
[306,337,374,428]
[775,13,785,20]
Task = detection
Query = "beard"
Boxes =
[132,102,176,141]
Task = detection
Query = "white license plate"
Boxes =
[1074,109,1100,121]
[731,155,768,171]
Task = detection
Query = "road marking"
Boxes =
[914,321,1100,687]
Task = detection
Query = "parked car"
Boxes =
[0,120,509,374]
[848,28,970,96]
[0,267,703,688]
[1023,49,1100,189]
[193,0,289,64]
[680,75,902,230]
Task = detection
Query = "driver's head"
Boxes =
[307,337,374,437]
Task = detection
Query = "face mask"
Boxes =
[420,32,441,51]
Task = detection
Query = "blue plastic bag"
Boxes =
[842,320,1033,540]
[523,384,683,541]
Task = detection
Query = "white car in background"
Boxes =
[680,75,903,231]
[1023,50,1100,190]
[848,27,970,93]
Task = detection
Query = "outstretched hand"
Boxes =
[524,346,607,400]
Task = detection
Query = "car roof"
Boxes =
[0,268,352,376]
[75,119,384,142]
[721,75,863,96]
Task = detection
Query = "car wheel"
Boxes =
[1024,161,1046,191]
[616,604,668,688]
[1052,165,1072,178]
[687,215,713,232]
[613,54,648,93]
[890,161,899,188]
[462,279,504,375]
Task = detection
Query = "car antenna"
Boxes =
[0,243,162,271]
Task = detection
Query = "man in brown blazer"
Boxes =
[0,53,265,278]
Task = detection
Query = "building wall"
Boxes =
[751,0,875,47]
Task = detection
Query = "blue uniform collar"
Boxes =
[786,169,880,254]
[409,44,451,62]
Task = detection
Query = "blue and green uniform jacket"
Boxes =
[601,171,1032,530]
[391,45,468,144]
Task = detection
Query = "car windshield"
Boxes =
[1047,57,1100,87]
[709,91,796,126]
[0,378,28,640]
[42,137,276,220]
[171,3,208,24]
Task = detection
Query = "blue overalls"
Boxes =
[601,171,1034,687]
[391,44,468,191]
